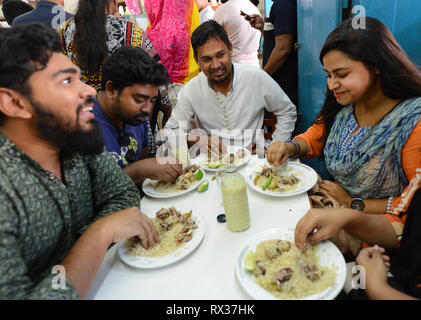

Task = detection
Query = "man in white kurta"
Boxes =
[164,21,296,152]
[213,0,261,67]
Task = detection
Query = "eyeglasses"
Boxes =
[118,132,137,164]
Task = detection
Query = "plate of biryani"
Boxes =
[142,164,206,198]
[247,162,318,197]
[118,206,205,269]
[198,146,250,172]
[236,228,346,300]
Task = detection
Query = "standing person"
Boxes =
[164,20,297,153]
[12,0,72,28]
[195,0,214,23]
[144,0,201,108]
[94,46,183,185]
[0,23,159,299]
[1,0,33,25]
[213,0,261,68]
[247,0,298,106]
[0,0,5,24]
[57,0,172,157]
[266,17,421,215]
[57,0,158,90]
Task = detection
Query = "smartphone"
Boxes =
[240,10,252,21]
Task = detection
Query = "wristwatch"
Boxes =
[350,198,365,211]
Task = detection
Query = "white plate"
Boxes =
[247,162,318,197]
[236,228,346,300]
[142,167,206,198]
[198,146,251,172]
[117,210,206,269]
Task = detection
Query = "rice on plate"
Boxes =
[247,239,336,299]
[154,165,202,193]
[126,207,197,258]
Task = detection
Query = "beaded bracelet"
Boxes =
[386,195,394,213]
[285,140,300,158]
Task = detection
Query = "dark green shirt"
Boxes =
[0,133,140,299]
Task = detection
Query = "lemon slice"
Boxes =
[197,179,209,192]
[244,251,256,272]
[207,161,220,169]
[194,169,203,180]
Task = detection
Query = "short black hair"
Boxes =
[2,0,33,25]
[101,46,170,93]
[191,20,231,59]
[0,23,63,124]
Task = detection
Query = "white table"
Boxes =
[87,156,311,300]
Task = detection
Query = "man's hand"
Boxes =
[98,207,160,249]
[189,135,227,158]
[142,157,183,181]
[247,14,264,34]
[294,208,357,249]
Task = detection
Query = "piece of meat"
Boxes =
[272,268,294,285]
[265,246,281,260]
[156,208,170,219]
[265,240,291,259]
[302,264,324,281]
[169,207,179,216]
[260,168,272,177]
[255,260,266,276]
[177,233,193,243]
[277,240,291,253]
[159,222,173,231]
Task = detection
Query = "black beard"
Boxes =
[32,100,105,156]
[210,67,232,85]
[112,96,149,126]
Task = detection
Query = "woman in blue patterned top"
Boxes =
[266,17,421,215]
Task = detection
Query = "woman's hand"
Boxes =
[294,208,357,249]
[356,246,390,295]
[265,141,294,167]
[319,180,352,207]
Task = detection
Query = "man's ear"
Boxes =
[0,88,33,120]
[105,81,118,100]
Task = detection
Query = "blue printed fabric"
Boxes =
[324,97,421,198]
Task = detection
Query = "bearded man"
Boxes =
[0,23,159,300]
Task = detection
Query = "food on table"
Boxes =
[197,179,209,192]
[154,165,202,193]
[126,207,197,257]
[203,148,247,169]
[244,239,336,299]
[253,167,300,193]
[244,251,256,272]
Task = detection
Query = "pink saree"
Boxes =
[144,0,200,84]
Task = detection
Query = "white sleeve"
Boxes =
[262,74,297,142]
[163,86,195,135]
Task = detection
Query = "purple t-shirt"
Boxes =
[93,98,148,168]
